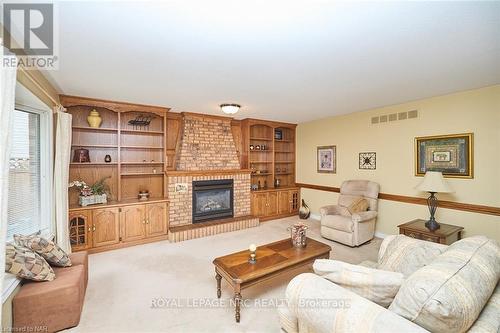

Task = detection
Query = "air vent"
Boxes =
[408,110,418,119]
[370,109,418,125]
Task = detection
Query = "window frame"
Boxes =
[9,103,54,240]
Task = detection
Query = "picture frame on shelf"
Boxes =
[275,129,283,140]
[359,152,376,170]
[317,145,336,173]
[415,133,473,178]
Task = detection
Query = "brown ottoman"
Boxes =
[69,251,88,288]
[13,251,89,333]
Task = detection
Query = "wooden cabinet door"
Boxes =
[92,208,120,248]
[289,189,300,213]
[267,191,279,216]
[278,190,290,215]
[251,193,268,217]
[69,211,92,251]
[146,202,168,237]
[120,204,146,242]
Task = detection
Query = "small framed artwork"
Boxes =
[274,129,283,140]
[359,152,376,170]
[415,133,473,178]
[317,146,336,173]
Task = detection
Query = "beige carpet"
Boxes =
[68,216,381,333]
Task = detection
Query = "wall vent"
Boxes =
[370,109,418,125]
[408,110,418,119]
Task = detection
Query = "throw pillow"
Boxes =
[389,236,500,333]
[347,197,369,214]
[5,243,55,281]
[378,234,447,277]
[14,234,72,267]
[313,259,404,308]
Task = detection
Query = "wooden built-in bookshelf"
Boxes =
[62,95,170,206]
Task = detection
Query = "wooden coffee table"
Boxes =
[212,237,331,322]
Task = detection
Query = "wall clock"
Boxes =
[359,152,376,170]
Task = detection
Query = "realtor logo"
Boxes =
[2,3,58,69]
[3,3,54,55]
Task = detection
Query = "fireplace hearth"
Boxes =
[192,179,234,223]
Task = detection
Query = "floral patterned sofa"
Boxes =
[279,235,500,333]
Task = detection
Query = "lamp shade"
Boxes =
[415,171,454,193]
[220,104,240,115]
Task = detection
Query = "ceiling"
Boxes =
[45,1,500,123]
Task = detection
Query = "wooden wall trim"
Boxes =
[296,182,500,217]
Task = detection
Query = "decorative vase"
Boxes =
[288,223,308,248]
[299,199,311,219]
[87,109,102,128]
[104,155,112,163]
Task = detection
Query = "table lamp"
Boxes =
[415,171,454,231]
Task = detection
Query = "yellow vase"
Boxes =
[87,109,102,128]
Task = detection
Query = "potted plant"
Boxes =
[69,177,110,207]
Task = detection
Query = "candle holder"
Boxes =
[249,252,256,264]
[248,244,257,264]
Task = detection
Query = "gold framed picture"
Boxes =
[415,133,473,178]
[317,146,336,173]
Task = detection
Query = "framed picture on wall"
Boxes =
[415,133,473,178]
[359,152,376,170]
[317,145,336,173]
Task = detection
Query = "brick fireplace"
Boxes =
[167,113,258,241]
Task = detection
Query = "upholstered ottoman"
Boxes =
[12,251,88,333]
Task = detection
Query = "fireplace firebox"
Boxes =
[192,179,234,223]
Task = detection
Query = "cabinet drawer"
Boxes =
[403,230,422,239]
[420,235,440,243]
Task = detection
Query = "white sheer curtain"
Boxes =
[0,54,17,323]
[53,107,72,253]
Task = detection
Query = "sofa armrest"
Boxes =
[319,205,340,216]
[284,273,428,333]
[352,210,377,223]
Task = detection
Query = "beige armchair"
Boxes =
[320,180,380,246]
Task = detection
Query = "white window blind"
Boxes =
[7,110,42,239]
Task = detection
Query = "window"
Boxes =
[7,107,52,239]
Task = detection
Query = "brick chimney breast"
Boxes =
[175,113,241,171]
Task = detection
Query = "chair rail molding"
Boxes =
[296,183,500,217]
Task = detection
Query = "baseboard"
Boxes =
[374,231,388,239]
[309,213,321,221]
[308,213,388,239]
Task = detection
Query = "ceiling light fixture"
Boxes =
[220,103,241,115]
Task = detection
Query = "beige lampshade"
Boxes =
[415,171,454,193]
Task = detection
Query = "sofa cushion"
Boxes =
[14,234,72,267]
[5,243,55,281]
[321,214,353,232]
[389,236,500,333]
[378,234,447,277]
[468,282,500,333]
[314,259,404,308]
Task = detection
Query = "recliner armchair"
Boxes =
[320,180,380,246]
